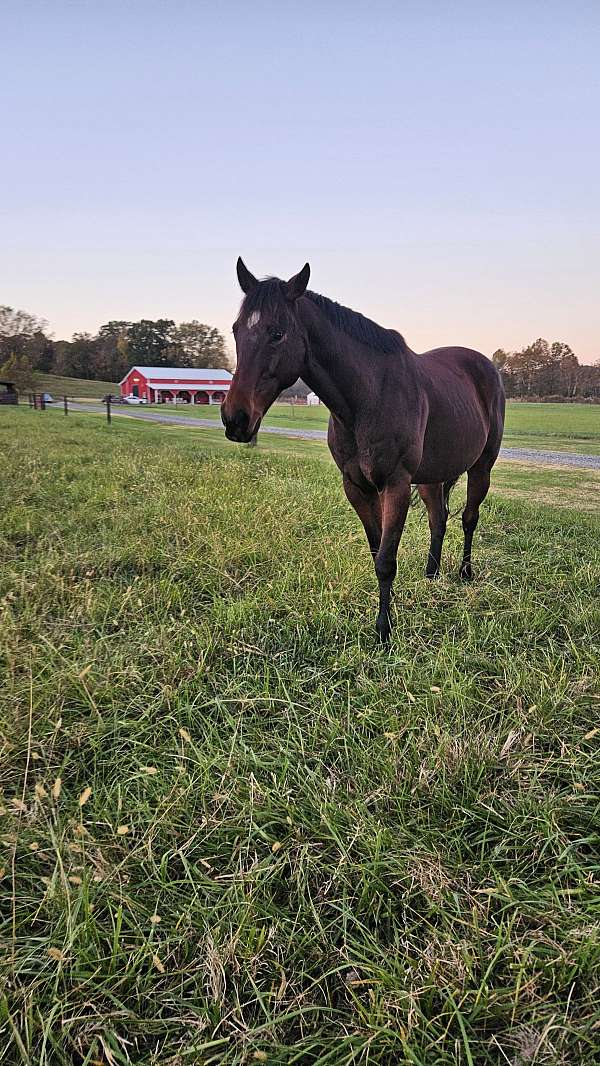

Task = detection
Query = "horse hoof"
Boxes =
[460,565,473,582]
[375,621,391,643]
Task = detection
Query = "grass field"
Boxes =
[2,410,600,1065]
[34,373,600,453]
[138,400,600,455]
[33,373,119,400]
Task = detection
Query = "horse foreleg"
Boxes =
[374,480,411,642]
[343,475,382,558]
[418,483,447,578]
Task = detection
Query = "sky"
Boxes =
[2,1,599,363]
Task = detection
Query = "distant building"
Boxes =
[280,378,310,401]
[0,380,18,405]
[119,366,232,405]
[306,392,320,405]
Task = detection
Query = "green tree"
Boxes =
[127,320,176,366]
[172,321,231,369]
[52,333,99,378]
[97,322,131,381]
[0,305,52,373]
[0,349,36,391]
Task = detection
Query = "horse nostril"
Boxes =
[233,410,249,431]
[223,407,252,442]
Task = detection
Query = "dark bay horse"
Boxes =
[222,259,505,641]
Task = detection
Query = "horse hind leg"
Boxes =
[460,460,492,581]
[418,483,448,578]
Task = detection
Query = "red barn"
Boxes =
[119,366,233,404]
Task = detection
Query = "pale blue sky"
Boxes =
[2,1,599,361]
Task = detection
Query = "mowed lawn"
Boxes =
[142,399,600,455]
[2,410,600,1065]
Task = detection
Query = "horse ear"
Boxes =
[236,257,259,294]
[284,263,310,301]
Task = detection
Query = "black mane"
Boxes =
[305,291,405,354]
[241,279,406,355]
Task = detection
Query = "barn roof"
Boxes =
[119,366,232,385]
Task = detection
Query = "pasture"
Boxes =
[143,399,600,456]
[33,373,119,400]
[2,410,600,1065]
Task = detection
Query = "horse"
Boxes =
[222,259,505,642]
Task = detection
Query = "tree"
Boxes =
[97,322,131,381]
[491,348,509,370]
[577,359,600,399]
[507,338,552,396]
[28,330,55,372]
[172,321,231,369]
[0,305,52,373]
[52,333,100,378]
[127,320,176,366]
[98,321,131,340]
[493,337,589,398]
[0,305,48,341]
[552,342,578,397]
[0,350,36,391]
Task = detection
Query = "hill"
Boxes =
[33,372,119,399]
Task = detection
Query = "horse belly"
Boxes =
[413,414,489,483]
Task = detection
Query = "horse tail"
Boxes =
[443,477,460,515]
[411,477,461,515]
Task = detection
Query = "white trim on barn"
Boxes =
[118,365,232,386]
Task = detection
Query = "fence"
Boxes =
[27,393,114,420]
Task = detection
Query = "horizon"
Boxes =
[2,1,599,364]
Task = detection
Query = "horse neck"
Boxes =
[298,299,410,425]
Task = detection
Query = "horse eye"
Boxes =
[269,329,285,343]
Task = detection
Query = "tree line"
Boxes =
[0,305,230,390]
[2,303,599,400]
[492,339,600,400]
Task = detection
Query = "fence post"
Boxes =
[40,393,46,411]
[64,395,68,416]
[106,395,112,424]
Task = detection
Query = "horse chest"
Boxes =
[329,415,421,490]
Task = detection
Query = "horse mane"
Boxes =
[241,279,406,355]
[305,291,406,354]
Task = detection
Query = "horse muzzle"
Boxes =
[222,406,259,443]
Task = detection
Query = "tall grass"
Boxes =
[1,411,599,1064]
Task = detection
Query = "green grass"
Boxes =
[139,400,600,455]
[47,406,600,503]
[2,410,600,1065]
[33,372,119,399]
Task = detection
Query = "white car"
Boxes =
[123,395,147,405]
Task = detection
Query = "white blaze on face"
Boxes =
[246,310,261,330]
